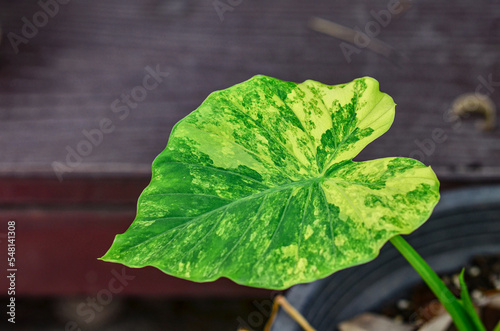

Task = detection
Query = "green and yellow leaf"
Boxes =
[101,76,440,289]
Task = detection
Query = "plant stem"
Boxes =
[493,320,500,331]
[264,295,316,331]
[458,269,487,331]
[390,235,478,331]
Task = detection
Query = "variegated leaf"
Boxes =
[101,76,440,289]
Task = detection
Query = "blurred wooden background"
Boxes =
[0,0,499,297]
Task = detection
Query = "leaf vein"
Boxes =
[297,184,314,269]
[255,187,296,269]
[163,162,269,187]
[208,194,269,278]
[224,97,311,173]
[183,123,294,181]
[319,183,336,256]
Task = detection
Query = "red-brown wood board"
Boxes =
[0,178,273,297]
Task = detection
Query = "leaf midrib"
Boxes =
[112,170,424,263]
[141,170,416,236]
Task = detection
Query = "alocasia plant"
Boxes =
[101,76,490,331]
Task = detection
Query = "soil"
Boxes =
[380,254,500,330]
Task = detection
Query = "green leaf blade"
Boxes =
[101,75,440,289]
[459,269,487,331]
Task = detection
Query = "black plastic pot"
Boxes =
[272,185,500,331]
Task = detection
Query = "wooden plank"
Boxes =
[0,177,148,205]
[0,0,498,179]
[0,208,274,297]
